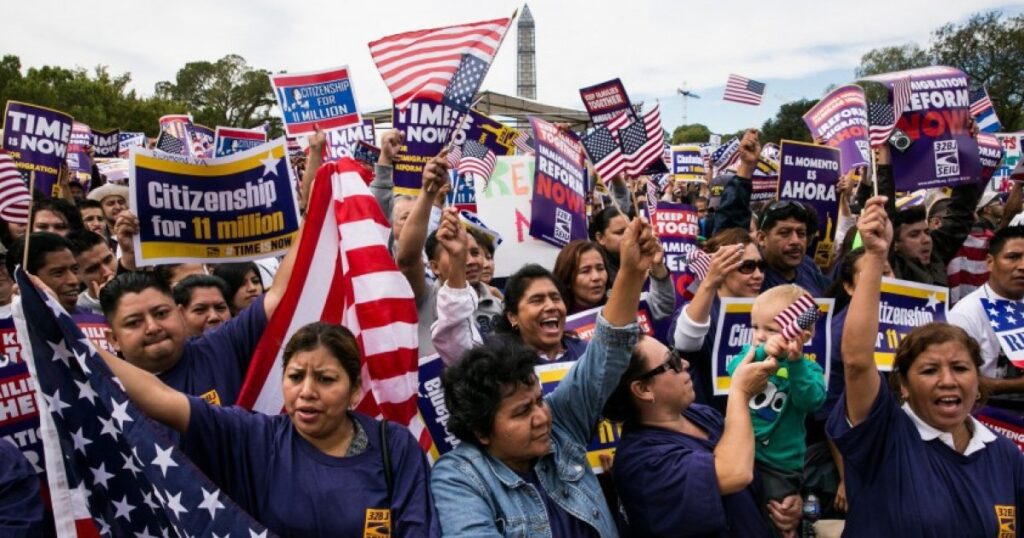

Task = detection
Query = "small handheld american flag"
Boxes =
[685,249,712,281]
[774,294,819,341]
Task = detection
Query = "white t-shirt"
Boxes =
[947,283,1020,378]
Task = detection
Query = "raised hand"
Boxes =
[731,345,778,399]
[436,207,466,259]
[307,124,327,157]
[619,217,660,275]
[856,195,892,257]
[422,150,450,196]
[705,243,745,288]
[379,129,404,167]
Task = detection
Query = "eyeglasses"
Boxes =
[635,350,685,381]
[759,200,807,229]
[737,259,767,275]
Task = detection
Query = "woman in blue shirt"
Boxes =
[827,196,1024,536]
[97,321,439,537]
[430,216,660,537]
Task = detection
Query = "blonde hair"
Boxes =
[752,284,811,320]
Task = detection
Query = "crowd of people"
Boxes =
[0,114,1022,538]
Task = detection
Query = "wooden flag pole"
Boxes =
[870,148,879,198]
[22,170,36,271]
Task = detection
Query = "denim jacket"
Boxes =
[430,313,638,537]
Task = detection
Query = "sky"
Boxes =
[4,0,1022,134]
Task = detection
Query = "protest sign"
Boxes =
[529,117,587,248]
[130,138,300,265]
[874,278,948,370]
[992,132,1024,192]
[476,156,560,277]
[417,354,458,461]
[671,145,707,181]
[862,66,980,190]
[981,298,1024,369]
[977,133,1005,184]
[323,120,375,162]
[392,99,459,194]
[778,141,840,268]
[214,126,267,158]
[96,159,129,184]
[270,66,361,137]
[802,84,871,174]
[710,297,833,395]
[448,170,478,213]
[192,123,215,158]
[91,128,120,158]
[67,122,93,185]
[119,131,146,157]
[579,78,637,126]
[2,101,73,196]
[651,202,701,298]
[976,406,1024,451]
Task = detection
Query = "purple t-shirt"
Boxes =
[613,404,772,537]
[183,398,439,537]
[827,373,1024,536]
[515,468,599,538]
[158,296,267,406]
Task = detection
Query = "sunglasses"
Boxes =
[635,350,685,381]
[737,259,767,275]
[759,200,807,229]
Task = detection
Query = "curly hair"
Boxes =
[442,336,540,445]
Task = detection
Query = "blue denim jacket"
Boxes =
[430,313,638,537]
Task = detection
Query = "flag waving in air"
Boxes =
[969,85,1002,134]
[0,151,31,225]
[237,157,427,450]
[723,74,766,106]
[369,15,513,111]
[867,77,912,148]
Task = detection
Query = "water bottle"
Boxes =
[802,493,820,538]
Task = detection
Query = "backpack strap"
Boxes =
[379,419,394,505]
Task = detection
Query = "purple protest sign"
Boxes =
[323,120,376,162]
[976,406,1024,451]
[875,278,948,370]
[579,78,637,126]
[802,84,871,175]
[651,202,700,299]
[529,117,587,248]
[863,66,980,190]
[670,145,706,181]
[977,132,1005,184]
[2,100,73,197]
[67,122,93,186]
[778,141,840,268]
[392,99,460,194]
[91,127,120,158]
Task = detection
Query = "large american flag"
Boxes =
[12,270,269,537]
[581,126,625,180]
[775,294,819,341]
[723,74,766,106]
[237,157,428,450]
[368,16,512,110]
[0,151,31,225]
[458,139,497,181]
[867,77,912,148]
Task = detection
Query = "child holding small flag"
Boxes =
[726,285,826,536]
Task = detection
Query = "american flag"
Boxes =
[868,77,912,148]
[646,180,659,218]
[441,54,488,113]
[774,294,819,341]
[512,130,535,155]
[970,86,1002,134]
[723,74,766,106]
[686,249,712,281]
[711,137,741,171]
[618,104,665,176]
[981,298,1024,368]
[605,110,632,135]
[581,127,625,180]
[446,144,463,169]
[12,270,269,537]
[155,130,188,156]
[458,139,497,181]
[368,16,512,110]
[237,157,428,450]
[0,152,31,225]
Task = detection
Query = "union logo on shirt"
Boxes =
[200,389,221,406]
[363,508,391,537]
[995,504,1015,538]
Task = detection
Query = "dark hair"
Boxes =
[153,264,195,290]
[6,232,73,276]
[889,323,990,408]
[927,198,951,222]
[704,228,754,254]
[77,199,103,212]
[826,247,866,312]
[494,264,566,335]
[893,206,927,237]
[212,262,263,309]
[31,198,83,232]
[66,229,107,257]
[282,322,362,389]
[467,228,491,255]
[588,207,626,242]
[759,200,818,237]
[989,226,1024,257]
[424,228,443,262]
[604,334,653,424]
[442,336,539,444]
[552,240,608,313]
[172,274,231,307]
[99,272,172,320]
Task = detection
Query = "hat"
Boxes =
[87,183,129,203]
[977,191,1004,211]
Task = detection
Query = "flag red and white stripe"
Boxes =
[0,152,31,225]
[369,17,512,110]
[624,104,665,176]
[948,229,993,305]
[237,158,428,450]
[723,74,766,106]
[774,294,818,341]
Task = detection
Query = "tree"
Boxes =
[155,54,276,132]
[854,44,931,79]
[671,123,712,144]
[758,99,818,146]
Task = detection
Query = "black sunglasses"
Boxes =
[737,259,767,275]
[635,350,685,381]
[759,200,807,229]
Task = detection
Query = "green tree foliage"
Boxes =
[671,123,712,144]
[758,99,818,146]
[855,11,1024,130]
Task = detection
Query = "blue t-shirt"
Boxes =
[515,469,599,538]
[761,255,828,296]
[158,295,267,406]
[816,306,847,422]
[183,398,439,537]
[613,404,772,538]
[827,374,1024,537]
[667,298,727,413]
[0,440,42,535]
